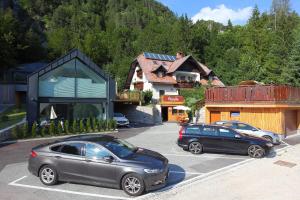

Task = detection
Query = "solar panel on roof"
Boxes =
[143,52,176,61]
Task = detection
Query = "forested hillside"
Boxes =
[0,0,299,88]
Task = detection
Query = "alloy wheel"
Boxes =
[189,142,202,154]
[124,177,141,195]
[41,168,55,184]
[248,145,265,158]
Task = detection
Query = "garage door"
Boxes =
[210,111,221,123]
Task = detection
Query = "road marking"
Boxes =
[280,141,291,146]
[9,176,131,200]
[163,153,246,160]
[169,171,204,175]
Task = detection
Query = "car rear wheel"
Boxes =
[263,136,273,143]
[189,142,203,154]
[122,173,145,196]
[39,165,58,185]
[248,145,265,158]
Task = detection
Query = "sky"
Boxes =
[157,0,300,25]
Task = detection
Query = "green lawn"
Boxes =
[0,105,26,130]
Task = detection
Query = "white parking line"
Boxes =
[163,153,246,160]
[9,176,131,200]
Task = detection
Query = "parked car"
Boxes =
[28,135,169,196]
[177,124,274,158]
[113,113,130,127]
[212,121,281,145]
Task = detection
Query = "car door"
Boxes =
[83,143,118,187]
[53,142,88,182]
[199,126,223,152]
[218,128,249,153]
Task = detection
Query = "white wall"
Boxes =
[152,84,178,100]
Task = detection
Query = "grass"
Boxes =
[0,105,26,130]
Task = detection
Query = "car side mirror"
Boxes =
[103,156,114,163]
[234,134,241,139]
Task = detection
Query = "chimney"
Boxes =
[176,51,184,60]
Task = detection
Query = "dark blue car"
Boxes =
[177,124,273,158]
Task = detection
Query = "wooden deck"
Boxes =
[205,85,300,104]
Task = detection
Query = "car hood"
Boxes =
[242,133,269,142]
[113,117,128,121]
[124,148,167,168]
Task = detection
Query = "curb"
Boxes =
[0,130,119,144]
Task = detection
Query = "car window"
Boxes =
[60,143,84,156]
[237,123,255,131]
[114,113,123,117]
[86,143,111,160]
[218,128,236,138]
[186,126,200,135]
[50,144,63,152]
[201,127,218,136]
[102,139,137,158]
[222,123,235,128]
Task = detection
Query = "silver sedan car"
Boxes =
[212,121,281,145]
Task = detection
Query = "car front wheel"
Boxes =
[122,173,145,196]
[189,142,203,154]
[39,165,58,185]
[248,145,265,158]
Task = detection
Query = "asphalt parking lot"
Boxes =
[0,123,289,200]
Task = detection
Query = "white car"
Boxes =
[213,121,281,145]
[113,113,130,127]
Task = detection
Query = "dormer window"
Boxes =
[157,70,165,78]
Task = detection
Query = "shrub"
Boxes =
[92,118,97,132]
[143,90,153,105]
[111,119,117,130]
[72,120,77,134]
[64,120,69,134]
[22,123,28,138]
[1,115,9,121]
[57,122,63,135]
[98,119,105,131]
[31,122,37,138]
[86,118,91,133]
[11,125,18,139]
[49,121,55,136]
[40,126,47,137]
[79,119,85,133]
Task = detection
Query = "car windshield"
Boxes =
[114,113,124,117]
[102,139,137,158]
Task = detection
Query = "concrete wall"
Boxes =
[0,84,15,104]
[115,104,162,124]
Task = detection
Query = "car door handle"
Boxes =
[55,156,61,159]
[85,159,92,162]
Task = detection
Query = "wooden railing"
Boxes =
[205,85,300,104]
[116,91,141,103]
[175,81,197,88]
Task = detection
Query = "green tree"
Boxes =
[64,120,69,134]
[49,121,55,136]
[31,122,37,138]
[79,119,85,133]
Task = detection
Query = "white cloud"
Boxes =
[191,4,253,25]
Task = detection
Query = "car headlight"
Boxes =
[144,168,163,173]
[266,143,273,147]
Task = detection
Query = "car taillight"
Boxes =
[179,127,185,140]
[30,151,37,158]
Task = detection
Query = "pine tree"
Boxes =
[31,122,37,138]
[49,121,55,136]
[72,120,77,134]
[79,119,85,133]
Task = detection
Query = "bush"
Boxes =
[92,118,98,132]
[57,122,63,135]
[31,122,37,138]
[40,126,47,137]
[79,119,85,133]
[49,121,55,136]
[143,90,153,105]
[22,123,28,138]
[72,120,77,134]
[86,118,91,133]
[98,119,105,131]
[11,125,19,139]
[1,115,9,121]
[111,119,117,130]
[64,120,69,134]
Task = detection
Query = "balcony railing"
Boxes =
[116,91,141,103]
[205,85,300,104]
[175,81,199,88]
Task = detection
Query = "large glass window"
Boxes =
[76,60,106,98]
[39,59,76,97]
[38,59,107,98]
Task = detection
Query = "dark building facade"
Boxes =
[27,49,115,124]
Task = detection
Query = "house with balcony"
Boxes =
[205,84,300,136]
[124,51,224,121]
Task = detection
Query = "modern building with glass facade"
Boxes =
[27,49,115,124]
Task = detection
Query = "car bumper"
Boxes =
[144,168,169,192]
[177,140,188,150]
[117,121,129,126]
[28,157,39,176]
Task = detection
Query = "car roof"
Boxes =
[61,134,116,143]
